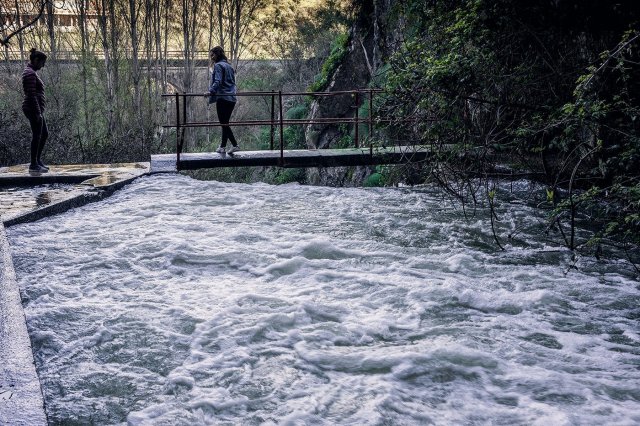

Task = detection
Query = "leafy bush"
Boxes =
[364,172,384,187]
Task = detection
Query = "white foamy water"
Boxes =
[7,174,640,425]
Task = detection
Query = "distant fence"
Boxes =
[1,49,211,63]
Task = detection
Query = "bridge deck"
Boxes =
[151,145,436,172]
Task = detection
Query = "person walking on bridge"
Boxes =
[22,48,49,174]
[207,46,239,154]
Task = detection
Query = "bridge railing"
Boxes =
[161,89,394,167]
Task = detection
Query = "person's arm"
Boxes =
[22,71,41,116]
[209,63,222,94]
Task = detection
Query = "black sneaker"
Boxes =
[37,161,49,172]
[28,165,47,174]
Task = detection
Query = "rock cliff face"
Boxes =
[305,0,403,186]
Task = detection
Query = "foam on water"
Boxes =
[8,174,640,425]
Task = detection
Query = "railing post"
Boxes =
[182,93,187,121]
[270,92,275,150]
[279,90,284,166]
[369,89,373,139]
[354,91,360,148]
[175,92,181,166]
[178,92,187,168]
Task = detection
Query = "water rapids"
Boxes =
[8,174,640,425]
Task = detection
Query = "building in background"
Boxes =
[2,0,99,30]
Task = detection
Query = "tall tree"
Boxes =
[125,0,142,114]
[97,0,117,136]
[45,0,56,54]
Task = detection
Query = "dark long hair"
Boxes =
[29,48,47,63]
[209,46,228,66]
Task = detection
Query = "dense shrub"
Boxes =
[376,0,640,251]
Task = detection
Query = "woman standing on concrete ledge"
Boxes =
[22,48,49,174]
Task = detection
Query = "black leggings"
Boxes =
[26,113,48,165]
[216,99,237,147]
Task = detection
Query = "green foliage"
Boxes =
[239,76,271,91]
[376,0,640,251]
[335,124,353,148]
[283,126,305,149]
[364,172,384,187]
[546,188,555,204]
[308,32,349,93]
[272,167,306,184]
[256,101,309,151]
[286,104,309,120]
[185,167,256,184]
[357,101,371,140]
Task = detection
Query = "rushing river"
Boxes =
[7,174,640,425]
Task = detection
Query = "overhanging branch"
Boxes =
[0,0,49,47]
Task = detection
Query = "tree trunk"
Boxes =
[78,0,90,145]
[98,0,116,136]
[129,0,141,115]
[217,0,224,50]
[208,0,215,52]
[232,0,240,68]
[13,0,25,62]
[109,0,120,139]
[45,0,56,56]
[162,0,169,89]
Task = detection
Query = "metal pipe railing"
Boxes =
[270,94,275,150]
[278,91,284,166]
[354,91,360,148]
[163,89,402,169]
[175,92,181,164]
[162,117,426,128]
[160,89,384,98]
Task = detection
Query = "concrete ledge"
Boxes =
[1,163,151,228]
[2,172,146,228]
[0,224,47,425]
[0,174,100,189]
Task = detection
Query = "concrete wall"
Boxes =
[0,224,47,425]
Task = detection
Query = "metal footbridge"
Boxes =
[151,89,434,173]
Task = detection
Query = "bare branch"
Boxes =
[1,0,49,47]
